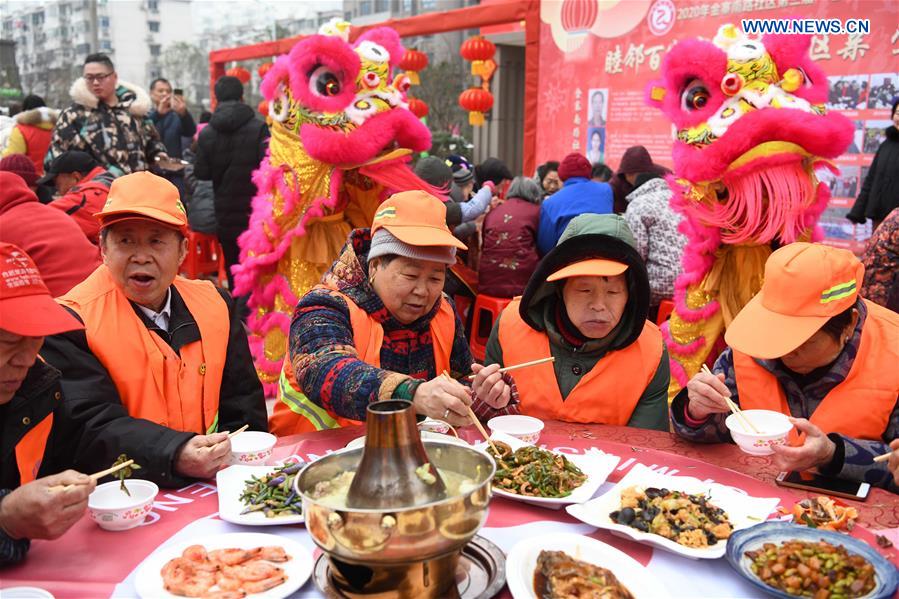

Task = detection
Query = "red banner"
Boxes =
[534,0,898,252]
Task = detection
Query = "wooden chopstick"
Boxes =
[442,370,500,455]
[49,459,135,492]
[701,364,760,434]
[465,356,555,380]
[228,424,249,438]
[873,451,894,463]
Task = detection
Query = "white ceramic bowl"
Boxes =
[229,431,277,465]
[725,409,793,455]
[88,479,158,531]
[487,415,544,444]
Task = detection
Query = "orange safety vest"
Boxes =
[734,299,899,441]
[269,285,456,437]
[15,412,54,485]
[498,298,663,425]
[58,265,229,434]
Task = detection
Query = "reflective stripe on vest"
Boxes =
[734,300,899,441]
[15,413,53,484]
[497,298,663,425]
[269,286,456,436]
[58,265,229,434]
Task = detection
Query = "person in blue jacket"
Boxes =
[537,152,613,255]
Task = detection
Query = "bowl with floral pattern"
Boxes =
[725,409,793,456]
[487,415,544,444]
[88,479,158,531]
[229,431,277,466]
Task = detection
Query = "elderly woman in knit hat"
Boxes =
[270,191,515,436]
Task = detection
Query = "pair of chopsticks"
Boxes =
[49,459,135,492]
[464,356,555,380]
[700,364,760,434]
[873,451,895,463]
[441,370,500,456]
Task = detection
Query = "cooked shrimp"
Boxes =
[162,559,215,597]
[254,545,290,562]
[223,562,283,582]
[241,576,287,594]
[208,548,260,566]
[215,571,244,591]
[200,592,246,599]
[183,545,208,561]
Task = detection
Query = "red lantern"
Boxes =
[460,35,496,77]
[560,0,599,33]
[399,48,428,85]
[258,62,273,79]
[458,87,493,126]
[226,66,251,84]
[257,99,269,117]
[407,97,429,119]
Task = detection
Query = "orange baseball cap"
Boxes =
[0,243,84,336]
[725,243,863,359]
[547,258,629,282]
[370,191,467,250]
[95,171,188,232]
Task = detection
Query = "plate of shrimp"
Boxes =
[134,532,312,598]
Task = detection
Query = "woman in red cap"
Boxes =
[672,243,899,491]
[270,191,514,436]
[0,243,96,566]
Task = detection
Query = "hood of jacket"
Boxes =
[69,78,152,117]
[321,228,443,327]
[14,107,60,128]
[625,176,669,203]
[209,101,256,134]
[0,171,39,213]
[518,213,650,351]
[886,125,898,142]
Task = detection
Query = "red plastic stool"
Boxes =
[180,231,227,287]
[469,294,512,362]
[656,298,675,326]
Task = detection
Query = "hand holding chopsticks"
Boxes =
[441,371,500,456]
[49,459,134,492]
[699,364,761,434]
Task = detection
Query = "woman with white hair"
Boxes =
[478,176,543,298]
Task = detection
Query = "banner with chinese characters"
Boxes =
[535,0,898,253]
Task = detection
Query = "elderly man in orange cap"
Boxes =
[672,243,899,491]
[41,172,266,488]
[0,243,96,566]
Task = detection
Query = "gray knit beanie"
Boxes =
[367,228,457,265]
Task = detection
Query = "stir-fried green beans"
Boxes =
[113,453,141,497]
[487,442,586,498]
[239,462,305,517]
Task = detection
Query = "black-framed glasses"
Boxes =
[84,72,115,84]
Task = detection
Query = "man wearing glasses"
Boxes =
[46,53,169,177]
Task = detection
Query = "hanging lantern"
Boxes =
[458,87,493,126]
[226,66,251,84]
[407,97,429,119]
[257,99,269,117]
[460,35,496,78]
[257,62,273,79]
[560,0,599,34]
[399,48,428,85]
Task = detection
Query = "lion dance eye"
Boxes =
[310,65,342,97]
[681,80,711,112]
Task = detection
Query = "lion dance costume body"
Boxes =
[234,23,434,394]
[646,24,853,397]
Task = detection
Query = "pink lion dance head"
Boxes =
[235,21,437,392]
[646,23,853,391]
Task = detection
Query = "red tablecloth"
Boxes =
[2,422,897,598]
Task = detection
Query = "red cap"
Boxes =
[557,153,592,181]
[0,243,84,336]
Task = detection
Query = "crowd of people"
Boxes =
[0,51,898,568]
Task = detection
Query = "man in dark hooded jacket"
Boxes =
[194,76,268,289]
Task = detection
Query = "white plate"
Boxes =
[506,532,669,599]
[566,463,780,559]
[476,432,620,509]
[345,431,470,450]
[134,532,312,599]
[217,465,304,526]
